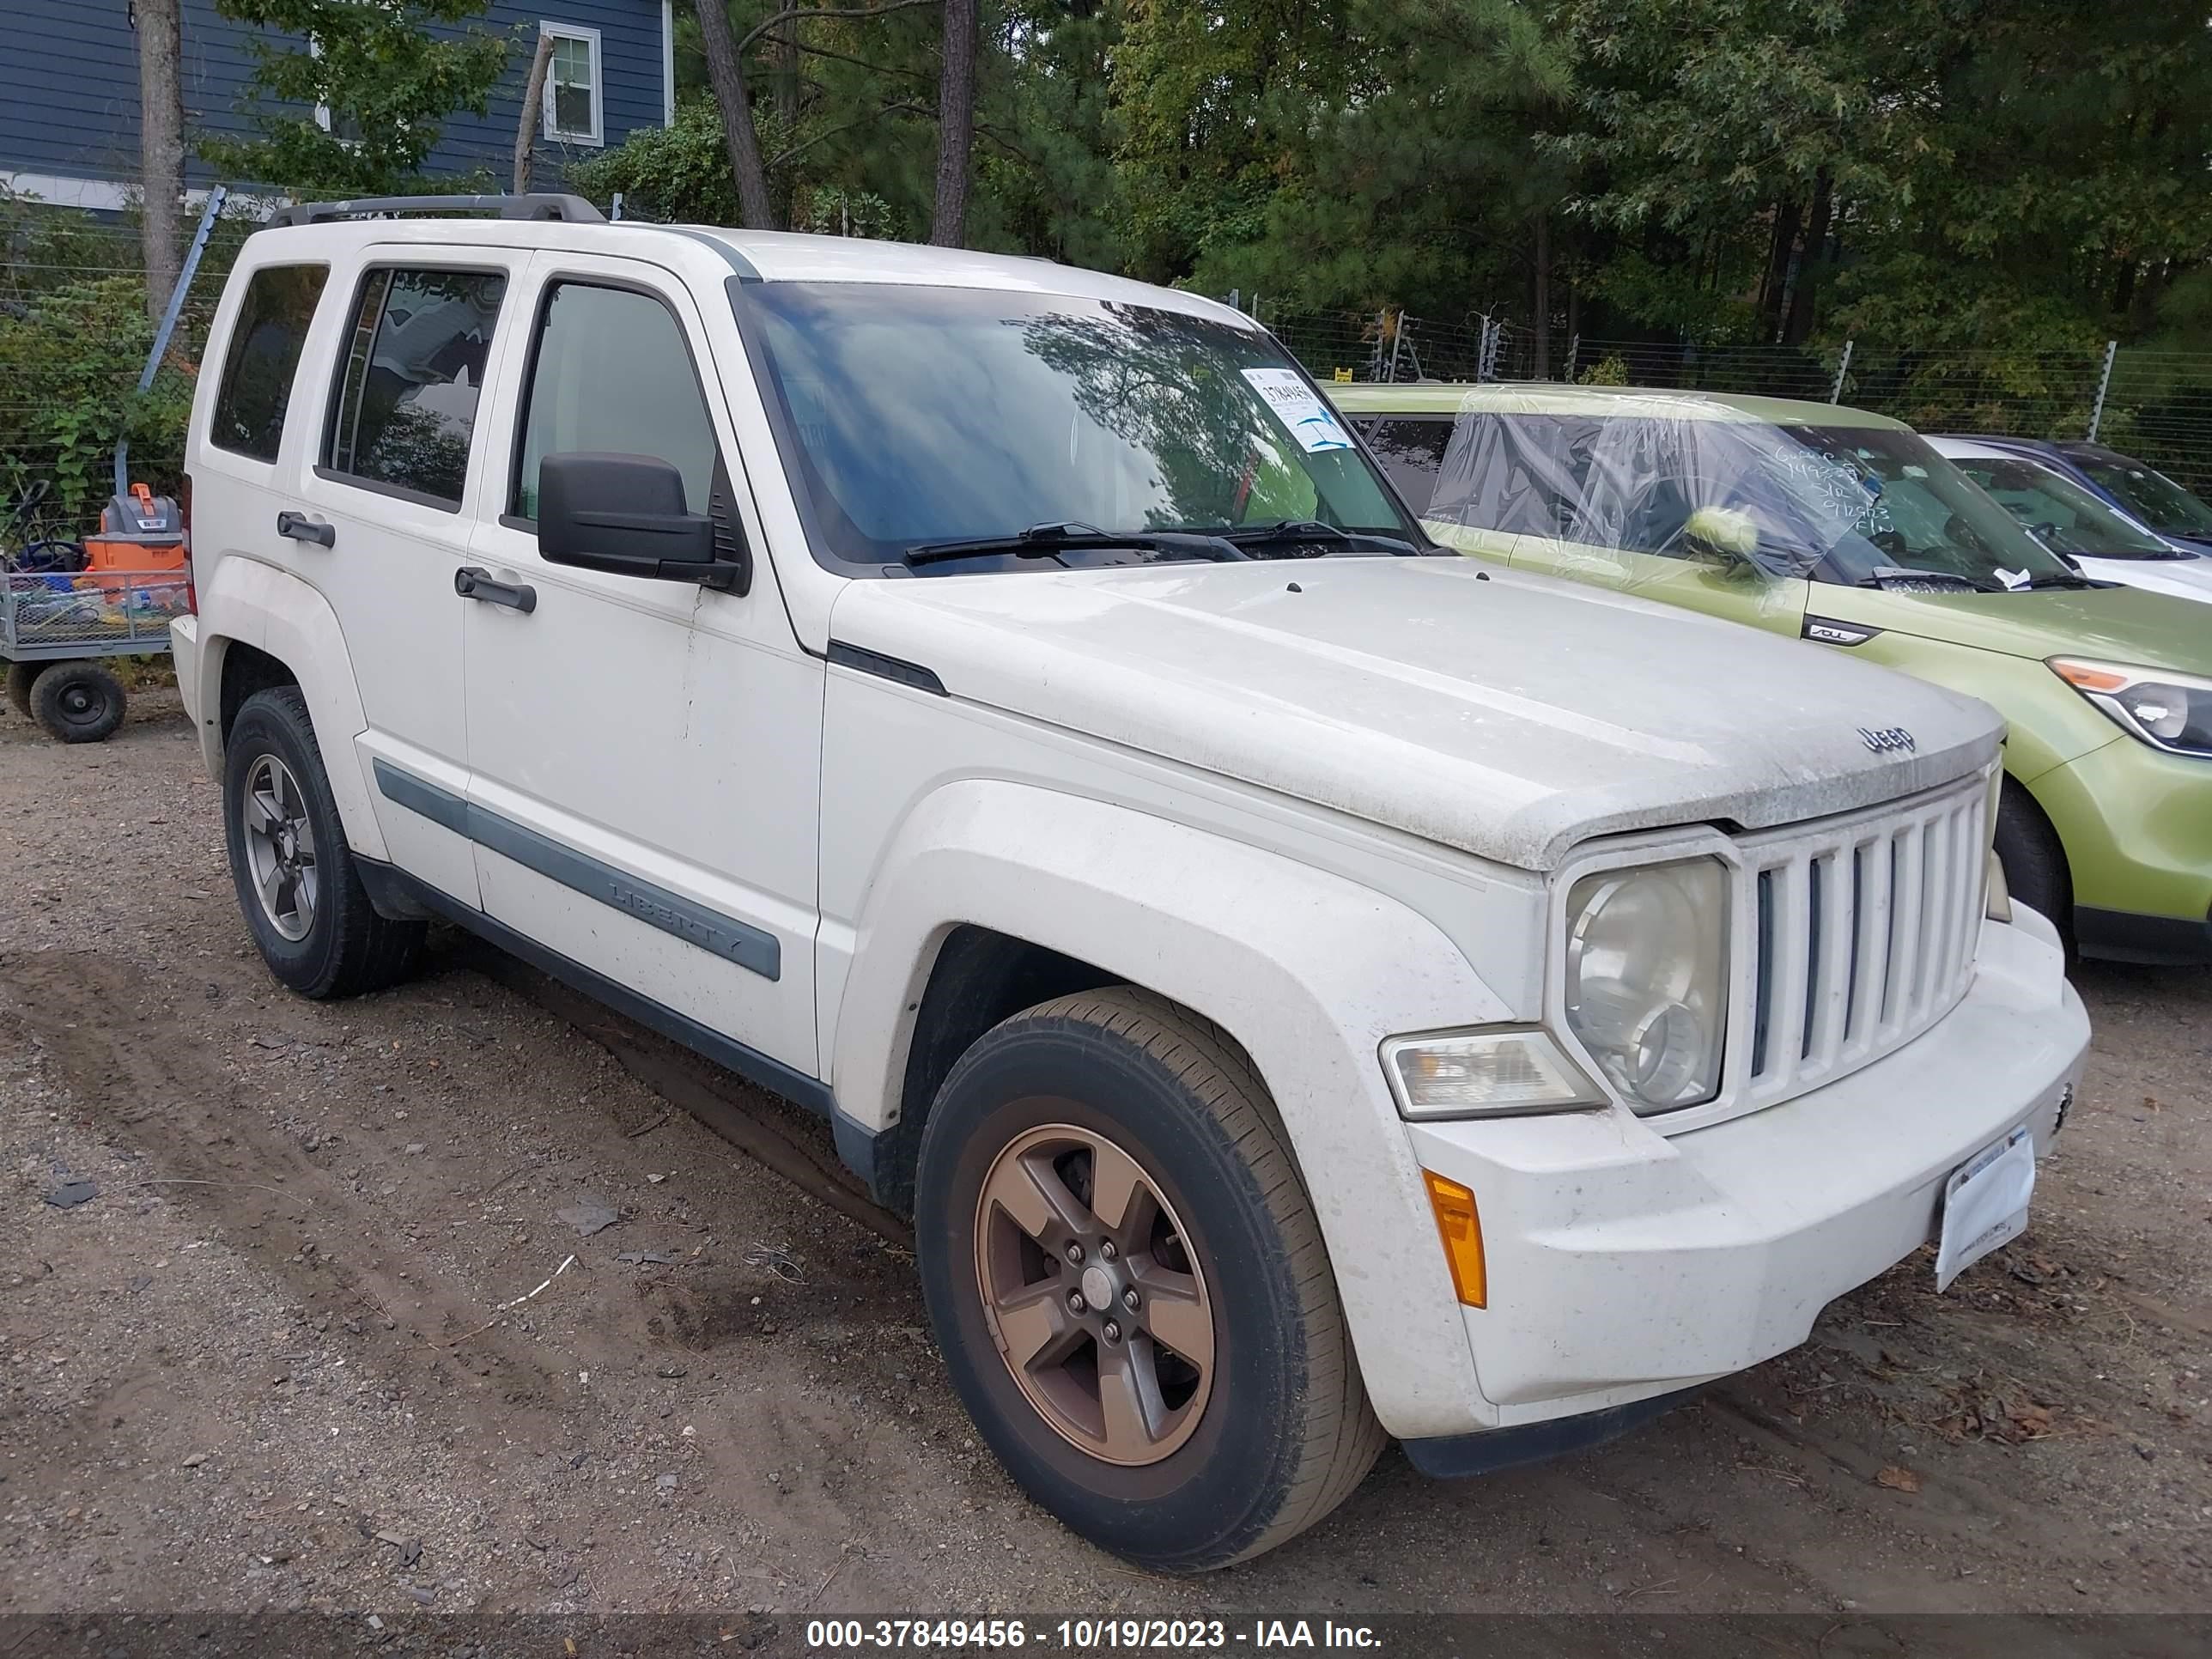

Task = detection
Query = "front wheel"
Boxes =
[6,659,48,720]
[915,988,1384,1571]
[1994,777,2071,953]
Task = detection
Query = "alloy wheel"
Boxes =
[973,1118,1217,1466]
[241,753,319,942]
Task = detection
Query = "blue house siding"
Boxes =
[0,0,666,204]
[435,2,672,181]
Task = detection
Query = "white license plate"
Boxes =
[1934,1125,2036,1291]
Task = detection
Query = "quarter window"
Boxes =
[323,267,507,507]
[1354,416,1453,514]
[513,283,720,520]
[208,264,328,462]
[541,25,603,145]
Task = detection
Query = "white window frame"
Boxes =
[539,22,605,148]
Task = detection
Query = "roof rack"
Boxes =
[276,192,606,228]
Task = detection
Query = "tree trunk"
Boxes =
[694,0,776,229]
[1758,195,1802,344]
[514,33,555,195]
[1783,168,1833,345]
[929,0,978,247]
[135,0,185,325]
[1531,210,1552,380]
[774,12,800,129]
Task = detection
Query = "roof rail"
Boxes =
[276,192,606,228]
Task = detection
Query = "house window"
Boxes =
[541,24,603,146]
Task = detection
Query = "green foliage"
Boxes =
[1577,354,1630,387]
[570,95,767,225]
[0,277,195,526]
[199,0,509,192]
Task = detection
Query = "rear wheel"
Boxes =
[915,987,1384,1571]
[6,660,47,720]
[223,686,425,998]
[30,660,125,743]
[1994,777,2071,952]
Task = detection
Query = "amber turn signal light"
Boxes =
[1422,1169,1487,1308]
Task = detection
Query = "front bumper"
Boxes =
[2028,735,2212,957]
[1402,910,2087,1431]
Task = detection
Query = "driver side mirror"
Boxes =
[1682,504,1764,575]
[537,452,748,593]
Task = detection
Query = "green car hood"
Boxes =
[1822,583,2212,675]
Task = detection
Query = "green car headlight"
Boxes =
[1564,858,1730,1112]
[2050,659,2212,759]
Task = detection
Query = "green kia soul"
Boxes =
[1333,382,2212,963]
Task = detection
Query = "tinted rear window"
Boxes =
[209,264,328,462]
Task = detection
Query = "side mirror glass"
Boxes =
[537,453,747,592]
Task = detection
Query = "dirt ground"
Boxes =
[3,690,2209,1626]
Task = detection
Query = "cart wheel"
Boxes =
[6,660,46,720]
[32,661,127,744]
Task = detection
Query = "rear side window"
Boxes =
[1353,416,1452,514]
[512,282,719,520]
[324,267,507,507]
[208,264,328,462]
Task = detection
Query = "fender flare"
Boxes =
[194,556,388,862]
[830,779,1516,1434]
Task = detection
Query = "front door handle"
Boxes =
[454,566,537,613]
[276,510,335,547]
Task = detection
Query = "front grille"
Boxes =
[1741,772,1990,1106]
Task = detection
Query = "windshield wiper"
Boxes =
[1186,519,1425,556]
[1856,567,1999,593]
[2020,573,2103,589]
[902,521,1250,569]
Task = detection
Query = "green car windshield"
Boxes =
[2075,456,2212,540]
[740,283,1420,569]
[1948,455,2176,560]
[1427,408,2081,592]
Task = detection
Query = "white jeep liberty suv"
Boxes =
[173,195,2088,1570]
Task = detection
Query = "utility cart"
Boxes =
[3,483,191,742]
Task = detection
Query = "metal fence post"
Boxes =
[1384,309,1407,383]
[1829,338,1854,404]
[114,183,228,501]
[1565,333,1579,383]
[2087,339,2118,441]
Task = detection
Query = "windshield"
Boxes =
[739,283,1421,569]
[1424,404,2080,591]
[2075,455,2212,540]
[1948,455,2174,559]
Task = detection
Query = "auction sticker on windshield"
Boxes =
[1934,1125,2035,1291]
[1243,368,1355,452]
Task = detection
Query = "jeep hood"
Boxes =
[830,558,2003,872]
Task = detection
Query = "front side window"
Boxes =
[209,264,329,462]
[513,283,720,520]
[542,25,602,144]
[324,267,507,506]
[743,283,1421,571]
[2075,455,2212,540]
[1951,457,2173,560]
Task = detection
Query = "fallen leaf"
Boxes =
[1875,1465,1922,1493]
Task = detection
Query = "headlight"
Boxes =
[1564,858,1729,1112]
[2050,658,2212,758]
[1382,1028,1603,1120]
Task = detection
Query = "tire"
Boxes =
[223,686,425,999]
[6,659,47,720]
[30,660,125,743]
[1995,776,2072,953]
[915,986,1385,1571]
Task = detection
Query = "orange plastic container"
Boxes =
[82,483,186,595]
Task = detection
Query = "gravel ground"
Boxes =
[3,691,2209,1629]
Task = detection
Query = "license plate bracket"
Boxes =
[1935,1125,2035,1291]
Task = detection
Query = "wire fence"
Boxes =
[1241,301,2212,499]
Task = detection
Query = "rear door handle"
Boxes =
[454,566,537,613]
[276,510,335,547]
